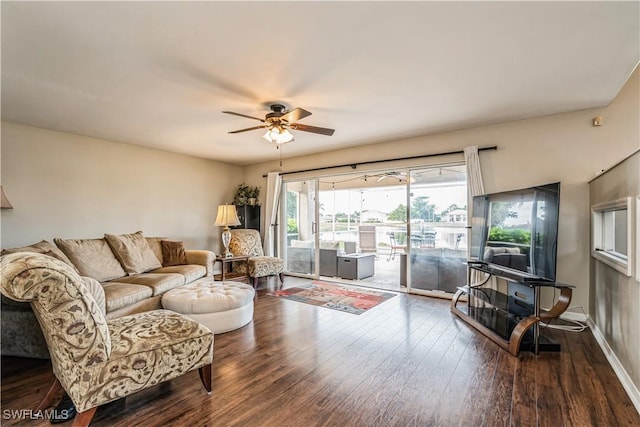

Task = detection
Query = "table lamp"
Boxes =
[215,204,241,258]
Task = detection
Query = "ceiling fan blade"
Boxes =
[228,125,266,134]
[280,108,312,123]
[290,123,335,136]
[222,111,265,122]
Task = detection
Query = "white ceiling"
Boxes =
[2,1,639,165]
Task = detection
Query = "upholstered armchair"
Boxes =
[0,252,213,427]
[229,229,284,288]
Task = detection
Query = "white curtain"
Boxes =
[263,171,282,257]
[464,145,485,199]
[464,145,486,286]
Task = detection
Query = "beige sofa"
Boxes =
[1,232,215,358]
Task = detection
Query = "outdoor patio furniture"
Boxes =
[358,225,377,255]
[387,231,407,261]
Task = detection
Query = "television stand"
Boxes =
[450,262,573,356]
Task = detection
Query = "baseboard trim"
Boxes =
[559,311,589,322]
[588,317,640,415]
[540,306,588,322]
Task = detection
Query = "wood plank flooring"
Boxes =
[1,278,638,426]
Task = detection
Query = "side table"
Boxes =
[337,253,376,280]
[214,255,249,283]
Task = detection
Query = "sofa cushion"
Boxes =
[111,273,185,296]
[105,231,162,275]
[247,256,285,278]
[151,265,206,284]
[319,241,340,250]
[54,238,126,282]
[2,240,79,273]
[161,240,188,266]
[144,237,167,264]
[290,240,314,248]
[484,246,521,259]
[290,240,341,250]
[101,282,154,313]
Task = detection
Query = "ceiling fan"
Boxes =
[223,104,335,144]
[374,171,408,183]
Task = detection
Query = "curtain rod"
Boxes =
[262,145,497,177]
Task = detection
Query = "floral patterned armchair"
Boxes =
[229,229,284,288]
[0,252,213,427]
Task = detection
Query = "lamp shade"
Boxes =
[0,186,13,209]
[214,204,241,227]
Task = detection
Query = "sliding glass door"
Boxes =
[277,165,469,295]
[407,165,468,295]
[281,179,318,278]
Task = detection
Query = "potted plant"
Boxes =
[247,186,260,206]
[233,183,260,206]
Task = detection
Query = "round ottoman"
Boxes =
[161,280,255,334]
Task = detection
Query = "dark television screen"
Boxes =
[469,182,560,281]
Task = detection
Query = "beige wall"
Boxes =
[0,122,242,253]
[243,66,640,313]
[590,151,639,395]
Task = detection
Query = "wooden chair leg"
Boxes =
[278,273,284,284]
[36,377,63,411]
[199,363,212,393]
[72,407,97,427]
[253,276,259,288]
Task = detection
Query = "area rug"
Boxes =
[269,281,396,315]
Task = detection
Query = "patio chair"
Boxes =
[358,225,377,256]
[387,231,407,261]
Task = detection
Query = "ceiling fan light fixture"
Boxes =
[224,104,333,143]
[263,126,294,144]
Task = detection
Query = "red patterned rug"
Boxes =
[269,281,396,315]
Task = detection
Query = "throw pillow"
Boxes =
[104,231,162,275]
[54,237,127,282]
[161,240,188,266]
[145,236,168,265]
[1,240,79,273]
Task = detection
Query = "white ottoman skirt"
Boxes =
[161,280,255,334]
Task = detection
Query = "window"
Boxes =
[602,209,627,258]
[286,190,300,242]
[592,197,634,276]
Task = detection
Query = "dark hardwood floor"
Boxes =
[1,277,638,426]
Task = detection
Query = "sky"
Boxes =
[319,183,467,215]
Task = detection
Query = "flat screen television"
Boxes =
[469,182,560,281]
